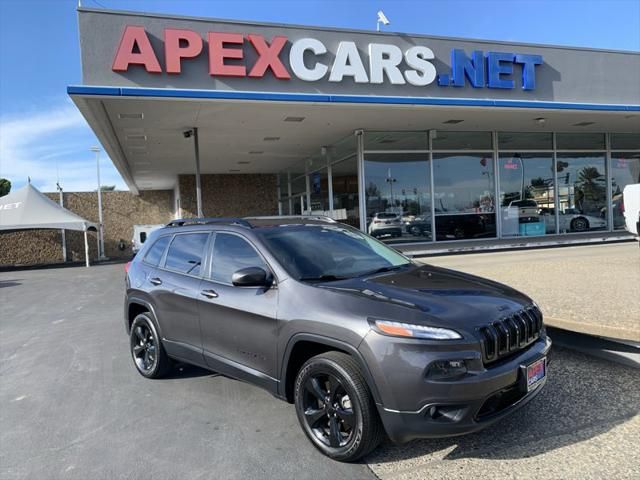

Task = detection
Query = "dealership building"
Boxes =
[68,7,640,253]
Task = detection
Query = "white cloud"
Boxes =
[0,102,128,193]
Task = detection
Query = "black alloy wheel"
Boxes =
[129,313,170,378]
[301,372,355,448]
[294,352,384,462]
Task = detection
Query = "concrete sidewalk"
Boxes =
[419,243,640,342]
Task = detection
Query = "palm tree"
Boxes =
[577,166,605,213]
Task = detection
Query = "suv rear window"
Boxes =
[143,236,170,266]
[164,233,208,276]
[377,213,398,219]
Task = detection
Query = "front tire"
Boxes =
[571,217,589,231]
[129,313,171,379]
[294,352,384,462]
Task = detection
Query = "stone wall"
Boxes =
[178,174,278,218]
[0,174,278,267]
[0,190,174,267]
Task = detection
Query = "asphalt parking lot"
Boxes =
[1,263,639,480]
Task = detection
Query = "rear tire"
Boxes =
[129,313,171,379]
[294,351,384,462]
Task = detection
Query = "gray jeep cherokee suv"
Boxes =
[125,216,551,462]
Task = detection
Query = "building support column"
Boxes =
[428,130,436,243]
[193,127,204,218]
[605,133,614,232]
[326,147,334,214]
[492,131,502,239]
[84,230,90,268]
[276,176,283,216]
[287,172,292,215]
[552,133,560,234]
[355,129,366,232]
[173,177,182,219]
[305,174,311,215]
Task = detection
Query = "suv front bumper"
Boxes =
[360,333,551,443]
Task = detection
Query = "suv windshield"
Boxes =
[257,224,411,281]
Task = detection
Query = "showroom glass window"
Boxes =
[364,153,431,243]
[277,173,288,215]
[555,153,607,232]
[610,134,640,229]
[309,167,330,212]
[163,233,209,276]
[332,155,360,229]
[498,133,555,237]
[432,132,495,241]
[554,133,607,233]
[499,153,555,237]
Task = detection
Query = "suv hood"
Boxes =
[319,264,532,328]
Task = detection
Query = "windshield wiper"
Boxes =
[360,264,409,277]
[299,274,348,282]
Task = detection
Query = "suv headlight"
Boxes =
[371,319,462,340]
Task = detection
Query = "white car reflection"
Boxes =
[538,208,607,232]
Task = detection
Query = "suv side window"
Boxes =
[163,233,209,276]
[210,233,267,284]
[143,235,170,266]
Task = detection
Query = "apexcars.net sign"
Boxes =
[112,26,543,90]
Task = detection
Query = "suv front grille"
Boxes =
[479,305,543,364]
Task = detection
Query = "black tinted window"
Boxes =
[258,225,410,281]
[211,233,267,284]
[143,236,170,266]
[164,233,208,275]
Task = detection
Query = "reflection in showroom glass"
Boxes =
[555,153,607,233]
[433,153,496,241]
[499,153,555,237]
[364,153,431,243]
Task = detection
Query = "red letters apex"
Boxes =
[112,25,291,79]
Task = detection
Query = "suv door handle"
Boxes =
[200,289,218,299]
[149,277,162,286]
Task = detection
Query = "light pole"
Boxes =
[91,146,106,260]
[386,168,397,208]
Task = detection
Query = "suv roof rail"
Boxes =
[166,217,252,228]
[244,215,338,224]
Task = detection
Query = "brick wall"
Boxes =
[178,174,278,218]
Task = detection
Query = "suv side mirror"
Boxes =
[231,267,272,288]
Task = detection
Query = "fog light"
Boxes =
[427,360,468,380]
[426,404,466,422]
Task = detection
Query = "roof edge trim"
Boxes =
[67,86,640,112]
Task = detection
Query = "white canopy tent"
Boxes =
[0,184,97,267]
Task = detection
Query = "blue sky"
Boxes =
[1,0,639,192]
